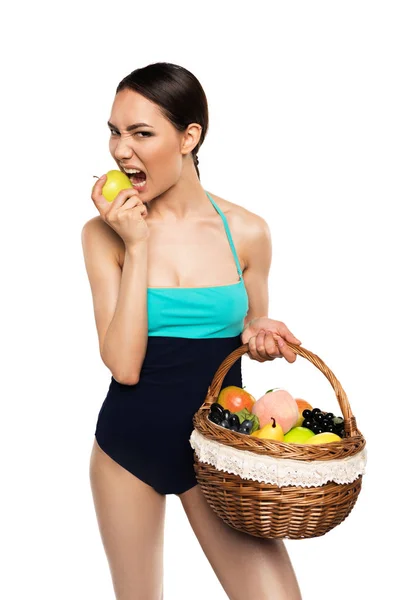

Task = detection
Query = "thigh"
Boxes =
[90,438,166,600]
[178,485,302,600]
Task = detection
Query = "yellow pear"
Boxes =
[257,417,284,441]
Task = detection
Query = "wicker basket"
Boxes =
[190,341,366,540]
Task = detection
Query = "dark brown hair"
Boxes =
[116,62,209,180]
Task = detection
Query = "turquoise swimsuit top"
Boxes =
[147,191,249,338]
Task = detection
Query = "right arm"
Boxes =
[81,217,149,385]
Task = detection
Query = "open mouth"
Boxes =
[122,168,147,188]
[130,172,147,188]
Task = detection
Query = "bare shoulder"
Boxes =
[81,215,125,261]
[212,193,269,233]
[211,193,270,269]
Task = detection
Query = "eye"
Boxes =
[109,129,152,138]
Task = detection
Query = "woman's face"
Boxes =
[108,89,191,198]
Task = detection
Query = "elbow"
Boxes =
[101,354,140,386]
[112,371,139,386]
[100,346,142,385]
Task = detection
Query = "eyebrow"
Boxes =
[107,121,155,132]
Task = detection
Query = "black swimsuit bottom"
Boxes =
[94,191,249,495]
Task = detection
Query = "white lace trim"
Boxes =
[189,429,367,488]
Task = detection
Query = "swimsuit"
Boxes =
[94,190,249,495]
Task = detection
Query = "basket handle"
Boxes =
[201,342,359,437]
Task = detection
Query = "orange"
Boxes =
[294,398,313,427]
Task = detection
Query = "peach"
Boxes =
[251,389,299,434]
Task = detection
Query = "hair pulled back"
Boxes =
[116,62,209,180]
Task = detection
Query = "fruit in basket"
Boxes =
[228,414,240,429]
[208,403,225,425]
[208,403,229,426]
[234,408,260,433]
[238,419,254,434]
[257,417,284,441]
[217,386,256,413]
[251,389,299,433]
[222,409,231,421]
[301,409,345,438]
[284,426,315,444]
[332,416,345,438]
[307,432,341,444]
[207,403,260,435]
[311,424,324,434]
[294,399,313,427]
[210,402,225,419]
[208,412,222,425]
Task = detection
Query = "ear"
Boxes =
[181,123,202,156]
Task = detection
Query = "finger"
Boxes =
[275,336,298,363]
[263,331,281,358]
[248,334,274,362]
[255,330,275,360]
[286,331,302,345]
[108,186,140,212]
[248,335,264,362]
[275,322,302,345]
[120,200,148,219]
[119,195,147,215]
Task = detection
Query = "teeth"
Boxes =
[132,180,146,188]
[124,168,141,174]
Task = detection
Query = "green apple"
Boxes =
[283,426,315,444]
[92,170,133,203]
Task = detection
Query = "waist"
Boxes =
[110,334,243,387]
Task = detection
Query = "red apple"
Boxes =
[217,386,256,412]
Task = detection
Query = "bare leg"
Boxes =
[90,438,166,600]
[178,484,302,600]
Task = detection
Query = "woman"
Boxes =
[82,62,303,600]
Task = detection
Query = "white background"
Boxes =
[2,1,399,598]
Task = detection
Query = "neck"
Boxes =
[145,172,213,222]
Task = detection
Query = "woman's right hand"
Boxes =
[91,176,149,247]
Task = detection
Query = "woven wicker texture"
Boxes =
[191,341,366,539]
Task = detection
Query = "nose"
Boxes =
[112,135,136,161]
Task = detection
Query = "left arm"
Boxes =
[240,214,302,363]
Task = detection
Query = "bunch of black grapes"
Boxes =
[207,402,253,435]
[302,408,345,438]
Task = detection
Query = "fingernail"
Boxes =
[99,175,106,180]
[278,338,284,347]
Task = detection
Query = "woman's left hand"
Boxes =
[240,317,302,363]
